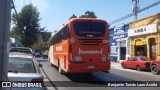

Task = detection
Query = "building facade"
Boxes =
[128,13,160,60]
[109,24,130,62]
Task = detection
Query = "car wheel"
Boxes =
[151,65,160,75]
[136,65,141,71]
[51,63,53,66]
[121,64,126,69]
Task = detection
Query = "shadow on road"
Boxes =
[60,72,135,87]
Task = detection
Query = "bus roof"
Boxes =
[69,18,108,23]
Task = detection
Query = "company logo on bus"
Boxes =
[78,48,103,55]
[56,45,62,51]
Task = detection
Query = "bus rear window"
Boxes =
[73,21,106,37]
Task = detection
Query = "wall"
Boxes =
[129,13,160,60]
[109,24,129,61]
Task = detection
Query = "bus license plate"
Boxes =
[88,66,95,69]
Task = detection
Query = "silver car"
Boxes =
[8,53,44,90]
[9,47,34,55]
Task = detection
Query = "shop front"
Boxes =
[129,13,160,60]
[110,24,130,62]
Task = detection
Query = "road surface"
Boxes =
[36,58,160,90]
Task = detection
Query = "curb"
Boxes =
[41,67,57,90]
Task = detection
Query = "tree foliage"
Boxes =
[69,14,77,20]
[32,39,44,50]
[11,4,45,47]
[32,32,51,50]
[69,11,97,20]
[79,10,97,18]
[40,32,51,42]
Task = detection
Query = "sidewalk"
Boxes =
[111,62,122,69]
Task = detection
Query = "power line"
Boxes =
[138,0,160,13]
[11,0,20,22]
[109,0,160,25]
[11,0,25,31]
[12,0,28,27]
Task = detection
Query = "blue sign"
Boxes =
[114,24,125,35]
[112,24,128,41]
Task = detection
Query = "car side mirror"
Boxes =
[39,63,43,67]
[32,53,35,56]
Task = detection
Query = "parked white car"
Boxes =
[7,53,44,90]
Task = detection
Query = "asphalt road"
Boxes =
[36,58,160,90]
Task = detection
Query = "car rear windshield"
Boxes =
[140,57,150,61]
[73,21,106,37]
[8,57,36,73]
[10,48,32,54]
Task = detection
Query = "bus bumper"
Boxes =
[67,62,110,73]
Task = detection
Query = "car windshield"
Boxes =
[140,57,151,61]
[8,57,36,73]
[10,48,32,54]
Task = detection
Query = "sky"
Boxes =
[13,0,160,32]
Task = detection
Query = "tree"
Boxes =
[32,39,44,50]
[40,32,51,42]
[79,10,97,18]
[69,14,77,20]
[32,32,51,51]
[11,4,45,47]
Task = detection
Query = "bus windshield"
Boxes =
[73,21,106,37]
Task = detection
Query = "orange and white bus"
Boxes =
[48,18,110,74]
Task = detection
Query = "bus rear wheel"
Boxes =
[58,66,63,74]
[51,63,53,66]
[58,60,64,74]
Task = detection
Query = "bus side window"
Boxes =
[61,32,64,41]
[50,25,70,45]
[61,25,70,41]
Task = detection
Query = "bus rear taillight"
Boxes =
[70,54,73,62]
[69,45,72,52]
[69,45,73,62]
[108,53,110,61]
[102,56,106,61]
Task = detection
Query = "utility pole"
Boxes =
[0,0,11,84]
[132,0,139,20]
